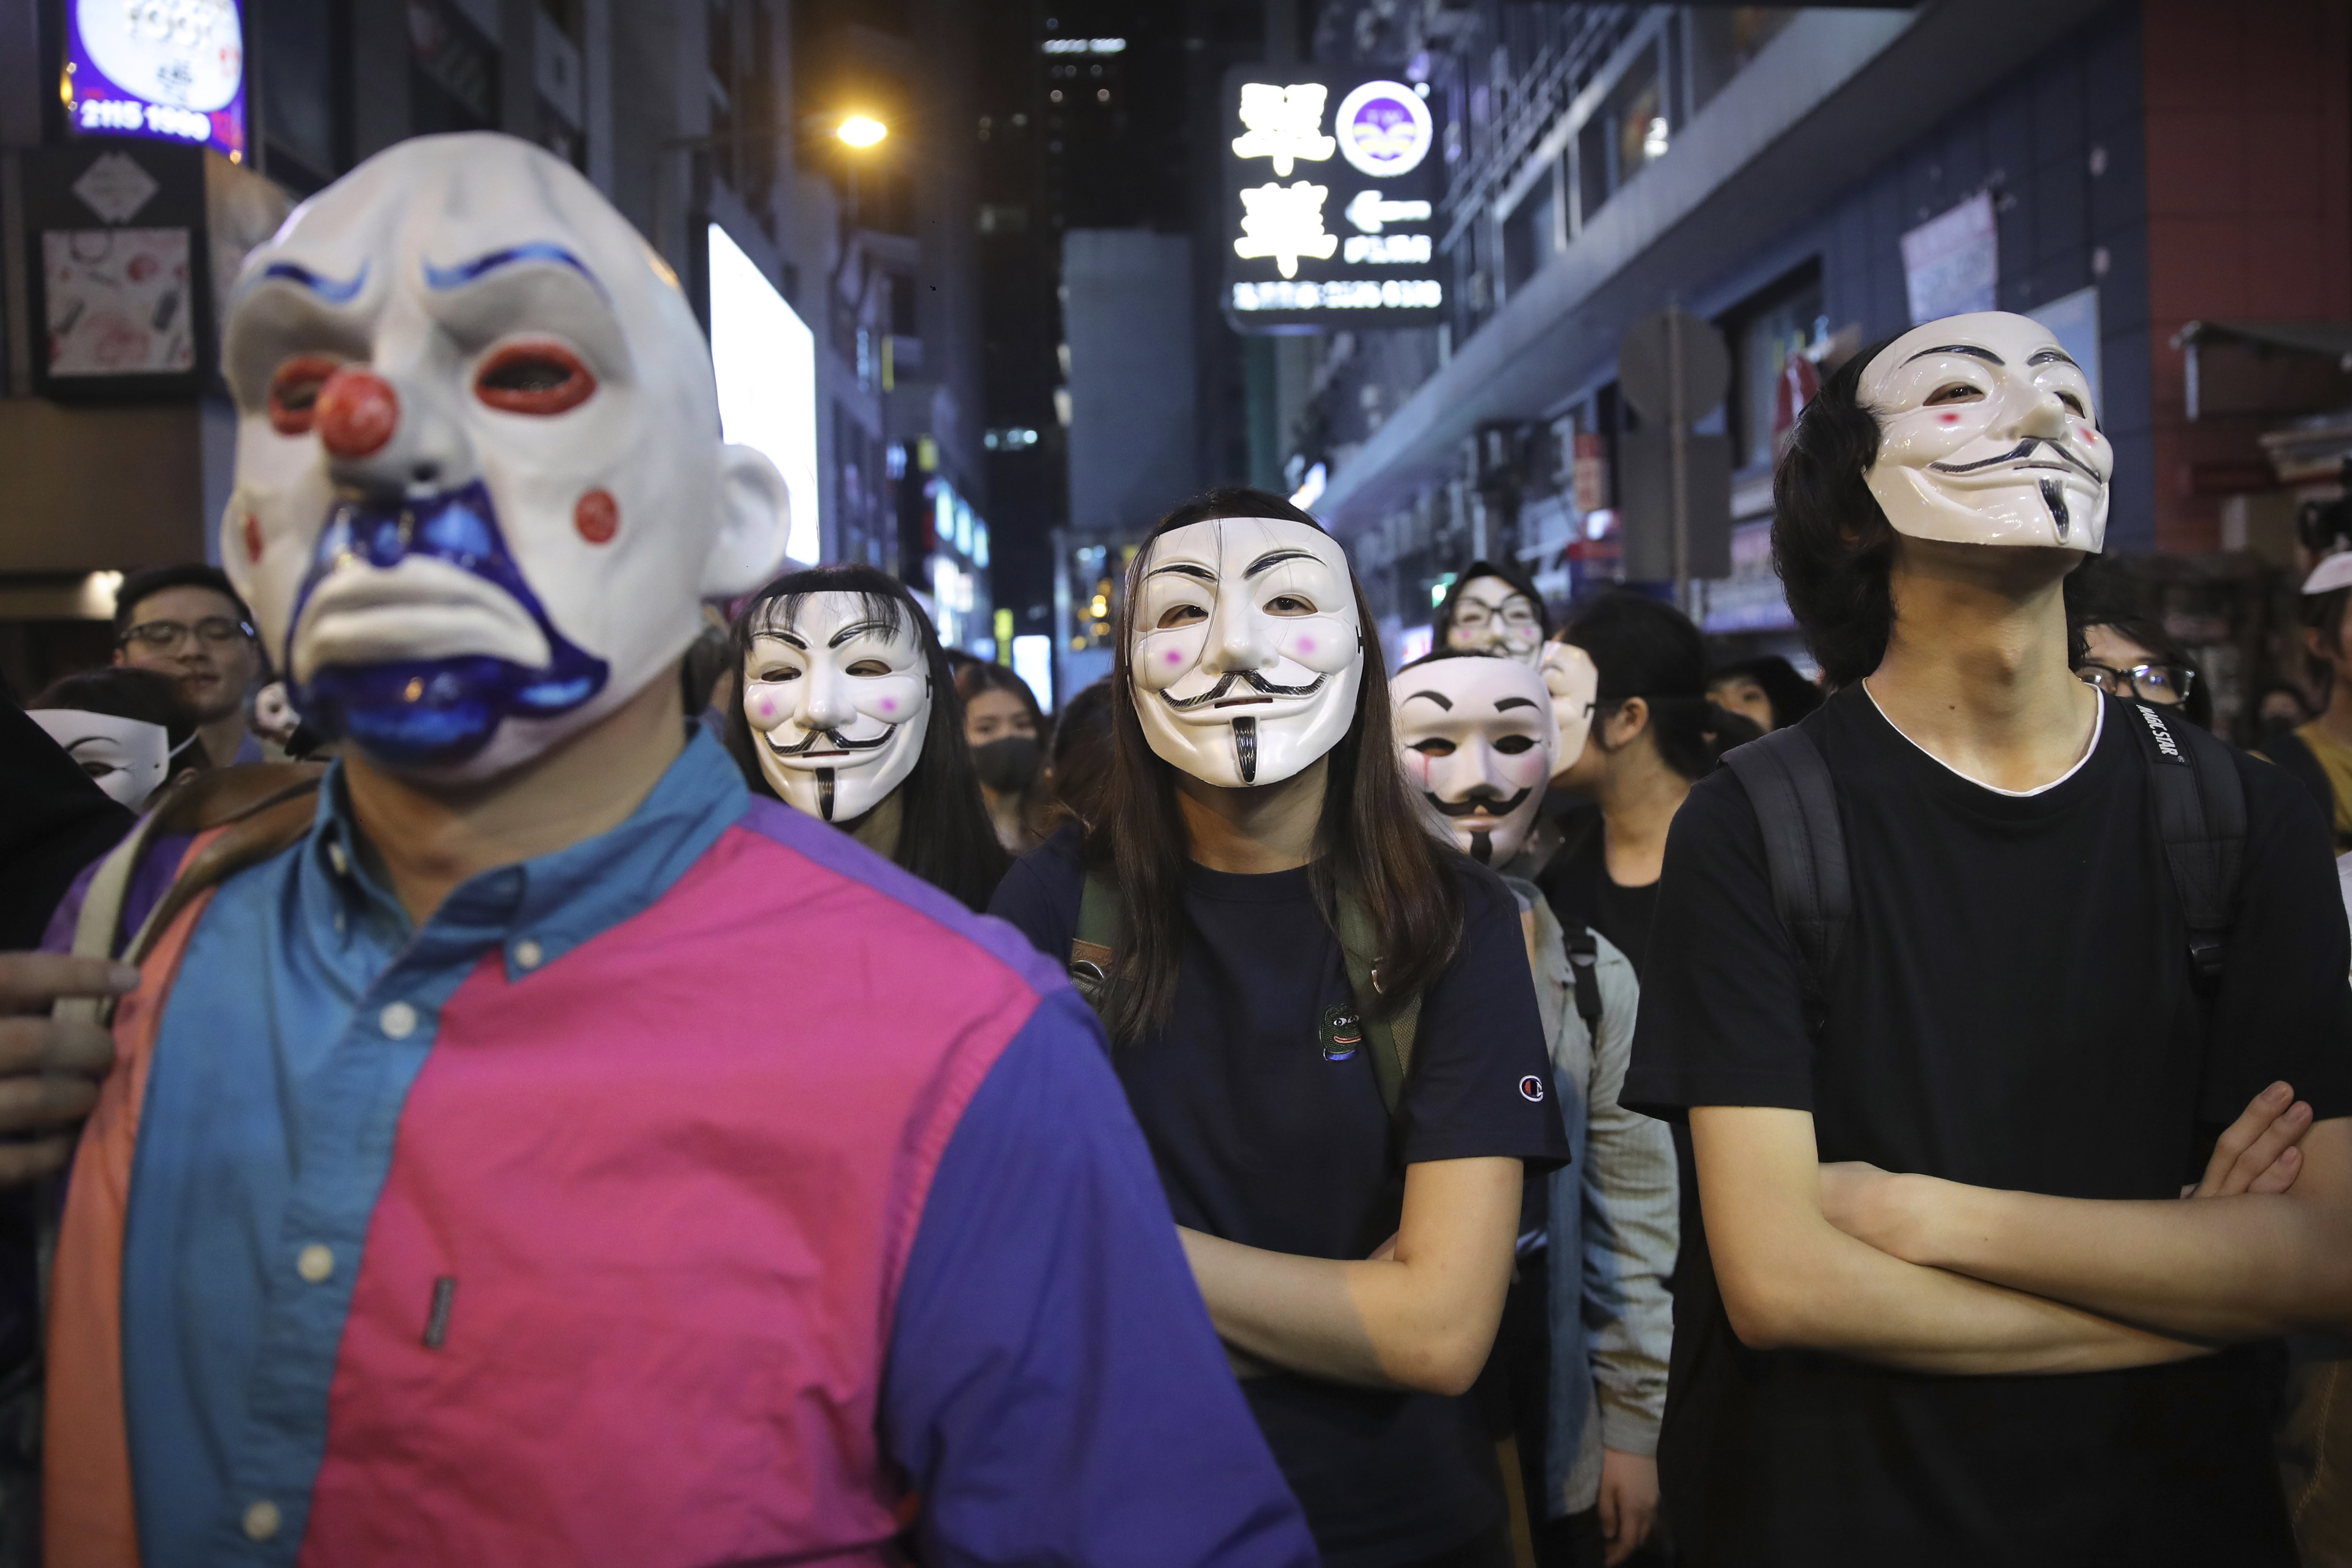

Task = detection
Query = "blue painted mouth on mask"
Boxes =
[286,480,609,767]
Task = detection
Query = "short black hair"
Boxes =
[1770,339,1902,687]
[1563,591,1718,781]
[1436,559,1550,643]
[1709,653,1823,729]
[30,666,211,773]
[113,564,254,641]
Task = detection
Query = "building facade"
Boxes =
[1279,0,2351,732]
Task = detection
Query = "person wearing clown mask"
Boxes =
[1437,559,1551,667]
[992,488,1569,1568]
[727,564,1008,912]
[1620,311,2352,1568]
[43,135,1314,1568]
[1393,651,1675,1567]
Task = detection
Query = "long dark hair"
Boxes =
[1086,486,1465,1043]
[723,564,1009,911]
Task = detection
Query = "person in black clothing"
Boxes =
[991,488,1569,1568]
[723,564,1009,911]
[1536,593,1724,980]
[1705,654,1820,735]
[1623,310,2352,1567]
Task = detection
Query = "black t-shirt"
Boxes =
[1623,686,2352,1567]
[1532,809,1661,980]
[990,827,1570,1568]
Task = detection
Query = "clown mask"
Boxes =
[1393,655,1557,865]
[1539,641,1599,783]
[1858,310,2112,552]
[1446,575,1544,664]
[742,592,930,823]
[1131,516,1364,790]
[219,133,787,780]
[28,709,175,811]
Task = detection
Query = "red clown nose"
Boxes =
[314,367,401,459]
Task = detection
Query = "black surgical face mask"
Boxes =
[971,734,1040,793]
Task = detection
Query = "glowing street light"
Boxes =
[837,115,888,149]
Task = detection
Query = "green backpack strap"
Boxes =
[1071,872,1121,1011]
[1334,889,1419,1120]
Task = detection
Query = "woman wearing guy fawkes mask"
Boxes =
[726,564,1009,911]
[992,489,1570,1568]
[1393,649,1675,1568]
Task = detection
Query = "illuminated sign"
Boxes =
[1041,37,1125,54]
[65,0,247,162]
[707,223,821,565]
[1224,67,1445,331]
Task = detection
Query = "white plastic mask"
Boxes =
[1392,657,1557,865]
[742,592,931,823]
[1131,516,1364,789]
[219,133,788,780]
[28,709,172,810]
[1446,576,1544,664]
[1858,310,2112,552]
[1539,642,1599,781]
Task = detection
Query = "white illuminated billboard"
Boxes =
[707,223,820,565]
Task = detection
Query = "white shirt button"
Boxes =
[327,841,349,876]
[513,939,543,970]
[296,1244,334,1284]
[243,1499,281,1541]
[379,1002,418,1039]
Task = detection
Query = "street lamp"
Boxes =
[837,115,888,149]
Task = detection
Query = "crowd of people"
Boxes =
[3,132,2351,1568]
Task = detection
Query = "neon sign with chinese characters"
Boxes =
[1223,67,1444,331]
[65,0,247,163]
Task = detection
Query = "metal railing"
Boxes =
[1440,5,1639,253]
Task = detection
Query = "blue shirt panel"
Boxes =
[883,988,1318,1568]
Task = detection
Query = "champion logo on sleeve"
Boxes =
[1518,1075,1545,1102]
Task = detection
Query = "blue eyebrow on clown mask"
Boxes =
[286,482,610,767]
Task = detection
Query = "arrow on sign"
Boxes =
[1343,190,1434,234]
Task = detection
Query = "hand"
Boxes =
[1596,1447,1659,1565]
[2189,1081,2312,1198]
[0,954,133,1186]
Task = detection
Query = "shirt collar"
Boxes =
[305,728,749,977]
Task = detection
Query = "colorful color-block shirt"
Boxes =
[47,733,1315,1568]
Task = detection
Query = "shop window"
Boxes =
[1725,262,1825,474]
[1502,170,1557,297]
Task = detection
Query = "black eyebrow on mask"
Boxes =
[1494,696,1542,712]
[1146,562,1217,581]
[829,620,898,648]
[1903,344,2006,366]
[1402,689,1453,709]
[758,629,808,650]
[1245,549,1319,578]
[2026,347,2079,368]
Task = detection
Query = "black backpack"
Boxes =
[1721,697,2247,1027]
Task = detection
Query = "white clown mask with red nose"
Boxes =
[741,592,931,824]
[1130,516,1365,790]
[1392,654,1557,865]
[1858,310,2113,552]
[219,133,788,780]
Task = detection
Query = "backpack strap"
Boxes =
[1721,722,1851,1028]
[2120,700,2246,987]
[1071,872,1120,1004]
[1334,888,1417,1121]
[1562,924,1603,1031]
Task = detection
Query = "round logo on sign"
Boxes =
[1335,80,1433,179]
[1518,1075,1545,1103]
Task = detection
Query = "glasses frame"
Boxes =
[118,617,257,654]
[2076,660,2196,704]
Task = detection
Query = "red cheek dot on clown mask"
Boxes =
[242,513,263,564]
[574,489,619,544]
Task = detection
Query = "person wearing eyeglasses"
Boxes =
[110,564,268,768]
[2074,615,2210,729]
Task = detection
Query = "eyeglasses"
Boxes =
[2077,661,2195,704]
[120,617,254,655]
[1451,598,1540,630]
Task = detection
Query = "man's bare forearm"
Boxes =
[1859,1154,2352,1340]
